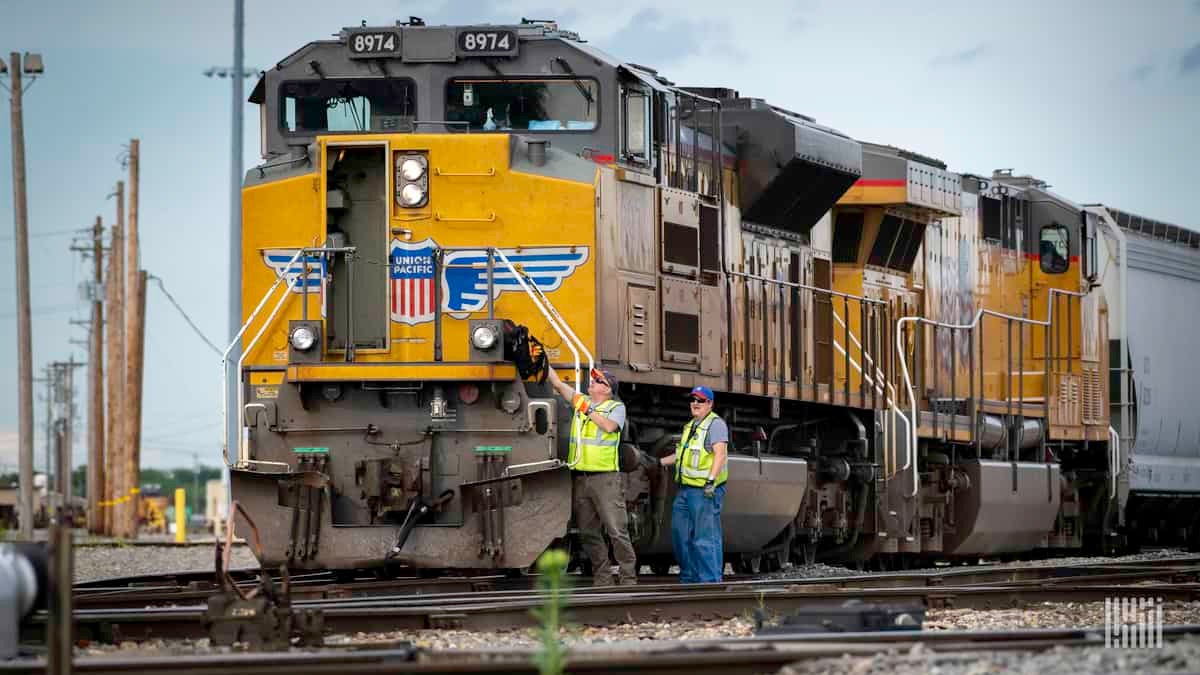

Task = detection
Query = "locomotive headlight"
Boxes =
[290,326,317,351]
[400,157,425,181]
[399,183,425,207]
[471,325,498,350]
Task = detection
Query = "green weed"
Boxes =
[530,548,570,675]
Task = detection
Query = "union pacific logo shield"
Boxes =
[390,238,437,325]
[264,239,589,326]
[389,238,589,325]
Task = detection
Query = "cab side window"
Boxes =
[1039,224,1070,274]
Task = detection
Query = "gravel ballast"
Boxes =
[74,544,259,583]
[779,636,1200,675]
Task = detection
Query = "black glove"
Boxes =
[638,451,660,471]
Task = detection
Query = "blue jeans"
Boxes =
[671,483,725,583]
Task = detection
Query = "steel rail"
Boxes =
[31,579,1200,644]
[70,559,1200,607]
[7,625,1200,675]
[71,559,1200,610]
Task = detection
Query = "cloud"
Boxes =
[1130,63,1154,82]
[930,43,990,67]
[1183,42,1200,75]
[599,8,740,67]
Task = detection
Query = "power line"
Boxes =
[0,303,81,320]
[147,273,222,355]
[0,228,82,243]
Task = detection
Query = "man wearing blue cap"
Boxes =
[653,385,729,583]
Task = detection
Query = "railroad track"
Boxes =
[26,556,1200,643]
[72,555,1200,609]
[6,625,1200,675]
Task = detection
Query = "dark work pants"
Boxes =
[572,471,637,585]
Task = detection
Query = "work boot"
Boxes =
[618,576,638,586]
[592,573,615,587]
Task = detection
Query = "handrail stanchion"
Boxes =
[486,248,495,320]
[1006,318,1014,461]
[969,326,976,448]
[1044,316,1051,426]
[860,301,869,407]
[1108,426,1120,501]
[744,277,752,392]
[1018,317,1025,459]
[762,274,770,394]
[433,248,443,362]
[930,323,938,440]
[221,248,304,467]
[1068,295,1074,377]
[779,283,787,393]
[345,251,355,362]
[842,296,851,405]
[950,325,957,438]
[977,318,984,456]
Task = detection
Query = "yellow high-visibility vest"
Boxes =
[568,398,621,472]
[676,412,727,487]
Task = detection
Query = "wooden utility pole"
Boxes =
[104,183,125,536]
[123,139,143,538]
[88,216,104,532]
[8,52,36,539]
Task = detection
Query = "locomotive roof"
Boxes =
[1104,206,1200,249]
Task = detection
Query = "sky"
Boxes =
[0,0,1198,471]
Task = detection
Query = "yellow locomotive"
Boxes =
[228,19,1196,572]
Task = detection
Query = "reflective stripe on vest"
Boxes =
[567,398,622,472]
[675,412,728,487]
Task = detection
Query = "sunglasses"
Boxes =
[590,370,609,388]
[689,396,709,404]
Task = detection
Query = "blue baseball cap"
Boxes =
[688,385,714,402]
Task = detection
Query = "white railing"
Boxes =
[831,310,911,479]
[492,249,593,388]
[895,287,1090,498]
[221,247,304,468]
[221,244,344,470]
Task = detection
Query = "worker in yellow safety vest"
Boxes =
[546,365,638,585]
[653,385,728,583]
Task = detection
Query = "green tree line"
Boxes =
[0,466,223,511]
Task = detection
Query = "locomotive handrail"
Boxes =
[895,287,1090,498]
[434,167,496,177]
[434,210,497,222]
[492,248,593,388]
[725,270,888,305]
[221,247,303,467]
[831,309,911,477]
[1108,426,1120,501]
[222,245,354,468]
[492,248,595,470]
[725,269,912,476]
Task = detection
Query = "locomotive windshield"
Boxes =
[445,78,598,132]
[280,78,416,134]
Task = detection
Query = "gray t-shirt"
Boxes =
[701,415,729,452]
[579,393,625,431]
[604,401,627,431]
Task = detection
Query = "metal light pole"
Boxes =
[204,0,256,464]
[2,52,44,540]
